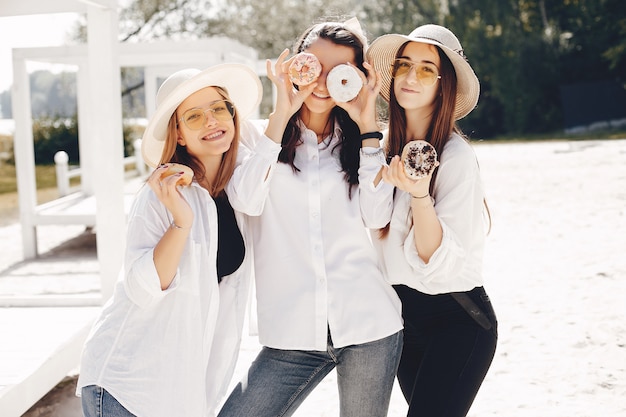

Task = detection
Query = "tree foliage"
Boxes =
[3,0,624,139]
[116,0,623,138]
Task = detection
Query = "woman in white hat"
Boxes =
[76,64,262,417]
[367,25,498,416]
[218,18,403,417]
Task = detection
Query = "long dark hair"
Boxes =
[279,21,366,197]
[380,43,491,237]
[386,43,457,192]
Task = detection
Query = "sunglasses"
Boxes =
[391,59,441,87]
[178,100,235,130]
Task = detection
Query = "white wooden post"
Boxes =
[54,151,70,197]
[87,4,125,303]
[12,51,38,259]
[76,56,94,195]
[133,139,146,176]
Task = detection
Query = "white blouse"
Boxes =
[372,132,488,294]
[76,182,252,417]
[227,119,403,351]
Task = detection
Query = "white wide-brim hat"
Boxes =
[141,63,262,168]
[367,24,480,120]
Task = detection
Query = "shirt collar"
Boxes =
[297,119,343,145]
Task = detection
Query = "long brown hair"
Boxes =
[380,43,491,237]
[160,86,239,198]
[279,21,366,197]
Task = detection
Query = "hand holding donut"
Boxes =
[382,154,433,199]
[148,164,194,229]
[288,52,322,86]
[264,49,318,142]
[335,61,382,133]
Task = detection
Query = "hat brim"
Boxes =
[141,64,262,168]
[367,34,479,120]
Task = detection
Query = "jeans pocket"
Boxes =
[81,385,104,417]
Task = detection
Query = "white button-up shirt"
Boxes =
[372,132,487,294]
[227,120,402,351]
[77,182,252,417]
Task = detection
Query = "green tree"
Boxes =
[44,0,626,138]
[361,0,444,36]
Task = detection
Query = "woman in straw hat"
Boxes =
[366,25,498,416]
[218,18,403,417]
[76,64,262,417]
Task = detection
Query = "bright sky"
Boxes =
[0,13,80,93]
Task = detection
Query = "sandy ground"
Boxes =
[7,138,626,416]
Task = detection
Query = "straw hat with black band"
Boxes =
[367,24,480,120]
[141,63,263,168]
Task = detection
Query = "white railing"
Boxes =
[54,139,146,197]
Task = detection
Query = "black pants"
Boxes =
[394,285,498,417]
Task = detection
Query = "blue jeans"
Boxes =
[81,385,136,417]
[218,330,403,417]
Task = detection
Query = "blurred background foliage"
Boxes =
[0,0,624,165]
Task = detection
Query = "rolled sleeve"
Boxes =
[227,119,281,216]
[123,249,180,307]
[359,147,394,228]
[402,219,467,290]
[121,190,182,307]
[380,134,487,294]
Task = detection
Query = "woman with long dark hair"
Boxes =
[219,18,403,417]
[367,24,498,417]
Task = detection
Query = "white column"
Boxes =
[87,4,125,303]
[76,57,94,195]
[12,52,38,259]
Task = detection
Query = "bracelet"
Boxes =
[170,220,191,230]
[360,131,383,141]
[411,193,430,199]
[360,147,384,158]
[411,195,434,209]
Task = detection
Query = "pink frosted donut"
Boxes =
[327,64,363,102]
[401,140,440,180]
[289,53,322,86]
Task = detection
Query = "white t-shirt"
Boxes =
[227,119,403,351]
[76,182,252,417]
[372,132,488,294]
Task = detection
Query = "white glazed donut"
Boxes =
[326,64,363,102]
[288,53,322,86]
[401,140,440,180]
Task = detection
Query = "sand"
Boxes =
[8,138,626,416]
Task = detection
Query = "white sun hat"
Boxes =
[141,63,262,168]
[367,24,480,120]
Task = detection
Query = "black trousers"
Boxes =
[393,285,498,417]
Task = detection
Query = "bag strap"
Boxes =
[451,292,492,330]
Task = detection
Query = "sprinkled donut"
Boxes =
[327,64,363,102]
[288,53,322,86]
[401,140,440,180]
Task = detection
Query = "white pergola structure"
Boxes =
[4,0,125,306]
[3,1,261,303]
